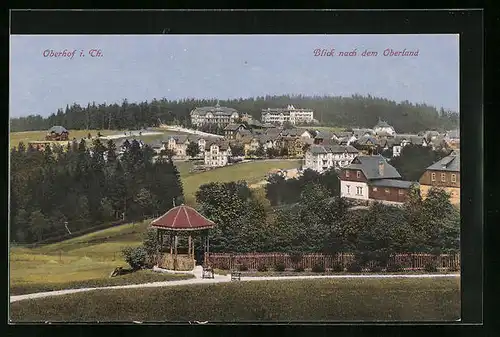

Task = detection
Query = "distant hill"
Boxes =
[9,94,458,134]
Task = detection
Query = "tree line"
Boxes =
[194,181,460,264]
[10,140,184,244]
[10,94,458,134]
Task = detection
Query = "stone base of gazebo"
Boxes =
[158,254,196,271]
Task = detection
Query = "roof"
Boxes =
[205,140,231,151]
[151,205,215,231]
[314,130,334,139]
[224,123,245,131]
[369,179,417,189]
[355,135,378,146]
[191,105,238,117]
[48,126,68,134]
[309,144,359,154]
[425,152,460,172]
[374,119,392,128]
[344,155,402,180]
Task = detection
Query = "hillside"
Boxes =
[9,94,458,134]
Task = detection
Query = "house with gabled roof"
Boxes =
[204,140,232,167]
[419,150,460,205]
[190,102,240,127]
[373,119,396,136]
[224,123,247,140]
[339,155,417,205]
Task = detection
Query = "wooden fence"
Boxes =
[206,253,460,271]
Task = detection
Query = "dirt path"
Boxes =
[10,269,459,303]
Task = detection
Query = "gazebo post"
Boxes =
[174,235,178,270]
[188,235,192,259]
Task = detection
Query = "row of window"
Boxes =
[431,172,457,183]
[345,185,405,195]
[345,170,362,178]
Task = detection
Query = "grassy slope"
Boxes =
[9,130,119,148]
[182,160,302,205]
[10,278,460,322]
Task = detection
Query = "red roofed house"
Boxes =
[151,204,215,271]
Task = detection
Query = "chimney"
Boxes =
[378,160,384,176]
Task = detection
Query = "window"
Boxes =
[451,174,457,183]
[356,186,363,195]
[372,187,378,192]
[345,170,350,177]
[398,189,404,195]
[356,171,361,178]
[441,173,446,182]
[346,185,350,194]
[431,173,436,181]
[385,188,390,194]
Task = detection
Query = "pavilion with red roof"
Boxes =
[151,204,216,270]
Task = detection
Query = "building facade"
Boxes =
[339,155,415,205]
[304,145,360,173]
[261,105,314,125]
[419,151,460,205]
[204,141,232,167]
[373,119,396,136]
[190,102,240,127]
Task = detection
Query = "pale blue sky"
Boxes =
[9,34,459,118]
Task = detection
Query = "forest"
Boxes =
[10,139,184,244]
[10,94,458,134]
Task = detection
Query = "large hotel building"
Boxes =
[261,105,314,125]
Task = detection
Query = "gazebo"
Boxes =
[150,204,215,271]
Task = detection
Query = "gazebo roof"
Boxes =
[151,205,215,231]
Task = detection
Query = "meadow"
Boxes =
[10,277,460,322]
[181,159,302,205]
[9,129,119,148]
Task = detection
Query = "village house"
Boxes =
[261,105,315,125]
[281,136,312,158]
[386,134,427,157]
[313,130,336,145]
[224,123,247,140]
[304,144,360,173]
[352,128,375,139]
[353,135,379,154]
[163,135,216,159]
[373,119,396,136]
[339,155,415,205]
[204,140,232,167]
[444,129,460,150]
[190,102,240,127]
[419,150,460,205]
[45,126,69,141]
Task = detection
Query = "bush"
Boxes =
[332,263,344,272]
[346,262,362,273]
[311,263,326,273]
[238,264,249,272]
[274,263,286,272]
[424,262,438,273]
[448,264,460,272]
[122,246,148,271]
[370,265,383,273]
[294,266,305,272]
[257,264,268,272]
[386,263,403,272]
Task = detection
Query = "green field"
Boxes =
[10,277,460,322]
[9,129,120,148]
[181,160,302,205]
[9,221,151,291]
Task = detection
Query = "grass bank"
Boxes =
[9,129,120,148]
[182,160,302,205]
[10,277,460,322]
[10,270,194,296]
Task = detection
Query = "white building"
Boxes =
[304,144,360,173]
[373,119,396,136]
[261,105,314,125]
[204,141,232,167]
[190,102,240,127]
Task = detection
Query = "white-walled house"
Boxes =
[304,145,360,173]
[373,119,396,136]
[204,141,232,167]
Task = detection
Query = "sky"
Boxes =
[9,34,459,118]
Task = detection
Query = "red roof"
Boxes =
[151,205,215,231]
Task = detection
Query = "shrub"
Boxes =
[424,262,438,273]
[238,264,249,272]
[448,264,460,272]
[122,246,147,271]
[274,263,286,272]
[386,263,403,272]
[370,265,383,273]
[257,264,268,272]
[294,266,305,272]
[311,263,325,273]
[346,262,362,273]
[332,263,344,272]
